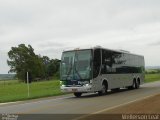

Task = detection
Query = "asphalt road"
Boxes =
[0,81,160,120]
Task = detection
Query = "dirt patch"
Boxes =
[105,94,160,114]
[78,94,160,120]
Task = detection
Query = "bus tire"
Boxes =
[74,92,82,97]
[132,79,137,89]
[135,79,140,89]
[98,82,108,96]
[128,79,136,90]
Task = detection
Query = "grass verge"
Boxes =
[0,80,65,103]
[145,73,160,83]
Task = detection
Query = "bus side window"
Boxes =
[101,64,107,74]
[101,50,111,74]
[93,49,101,78]
[101,50,112,74]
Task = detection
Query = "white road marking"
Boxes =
[0,101,19,105]
[0,95,71,106]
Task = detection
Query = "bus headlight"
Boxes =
[60,81,66,86]
[60,81,62,85]
[86,84,89,86]
[84,83,90,86]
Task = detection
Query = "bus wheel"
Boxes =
[98,83,107,96]
[128,80,136,90]
[74,92,82,97]
[133,80,137,89]
[135,80,140,89]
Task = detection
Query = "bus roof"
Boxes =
[63,46,144,57]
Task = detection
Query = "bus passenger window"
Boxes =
[93,49,101,78]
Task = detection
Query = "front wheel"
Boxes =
[98,83,107,96]
[74,92,82,97]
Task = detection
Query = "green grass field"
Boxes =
[145,73,160,83]
[0,80,65,103]
[0,73,160,103]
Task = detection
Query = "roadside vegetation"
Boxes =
[0,79,64,103]
[7,44,60,82]
[145,69,160,83]
[0,43,65,103]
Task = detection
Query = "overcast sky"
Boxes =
[0,0,160,74]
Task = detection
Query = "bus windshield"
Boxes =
[60,50,92,81]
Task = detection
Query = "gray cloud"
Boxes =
[148,41,160,46]
[1,0,160,73]
[38,41,68,48]
[0,52,10,74]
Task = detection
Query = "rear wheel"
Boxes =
[74,92,82,97]
[135,80,140,89]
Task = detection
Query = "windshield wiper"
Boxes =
[74,66,82,80]
[74,51,82,80]
[66,63,73,80]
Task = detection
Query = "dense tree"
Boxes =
[7,44,60,82]
[7,44,45,81]
[41,56,60,79]
[48,59,60,77]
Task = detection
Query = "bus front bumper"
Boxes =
[60,85,92,93]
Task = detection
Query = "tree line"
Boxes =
[145,69,160,74]
[7,44,60,82]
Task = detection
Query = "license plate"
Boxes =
[72,89,77,92]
